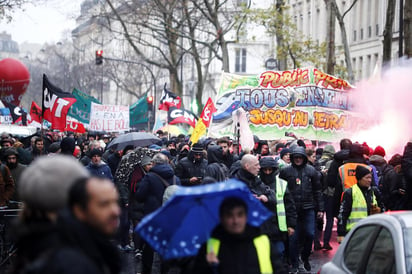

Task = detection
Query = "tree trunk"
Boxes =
[404,0,412,57]
[383,0,396,66]
[276,0,287,70]
[331,0,354,81]
[325,0,336,75]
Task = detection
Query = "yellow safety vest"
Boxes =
[207,235,274,274]
[346,184,377,231]
[276,175,288,232]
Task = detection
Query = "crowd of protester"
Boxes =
[0,128,411,274]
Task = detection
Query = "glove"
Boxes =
[370,204,381,215]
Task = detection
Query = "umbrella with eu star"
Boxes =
[136,179,273,260]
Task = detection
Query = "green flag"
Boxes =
[68,88,101,124]
[130,93,149,127]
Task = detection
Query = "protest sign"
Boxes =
[89,103,130,132]
[209,68,355,141]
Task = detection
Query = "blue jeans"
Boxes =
[272,240,285,260]
[289,209,315,267]
[323,195,336,245]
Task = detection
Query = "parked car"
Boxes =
[319,211,412,274]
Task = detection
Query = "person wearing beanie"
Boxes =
[175,143,207,186]
[278,148,291,169]
[86,148,113,181]
[373,146,386,158]
[337,165,382,242]
[48,142,61,155]
[12,156,90,273]
[259,156,297,262]
[60,137,76,156]
[4,148,25,202]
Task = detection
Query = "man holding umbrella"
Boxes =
[194,197,287,273]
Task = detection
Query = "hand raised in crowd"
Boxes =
[287,227,295,236]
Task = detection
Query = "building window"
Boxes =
[360,28,364,40]
[368,26,372,38]
[235,48,247,73]
[353,30,357,41]
[376,24,379,36]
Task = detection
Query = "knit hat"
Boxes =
[191,143,204,154]
[60,137,75,155]
[259,157,278,168]
[373,146,386,157]
[48,142,61,153]
[89,148,103,157]
[355,165,371,181]
[141,155,152,166]
[323,144,336,155]
[388,153,402,167]
[19,155,89,211]
[4,148,18,157]
[280,148,291,159]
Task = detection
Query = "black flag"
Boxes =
[2,100,27,125]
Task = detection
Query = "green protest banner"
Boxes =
[68,88,101,124]
[210,68,358,141]
[130,93,149,127]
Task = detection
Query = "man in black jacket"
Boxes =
[175,143,207,186]
[136,153,180,274]
[259,157,296,263]
[194,197,287,274]
[279,146,323,273]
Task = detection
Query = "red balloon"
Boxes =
[0,58,30,106]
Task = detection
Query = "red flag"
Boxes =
[199,98,217,127]
[42,74,76,131]
[65,120,86,133]
[158,85,181,111]
[29,101,42,124]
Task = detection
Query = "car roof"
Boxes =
[383,211,412,228]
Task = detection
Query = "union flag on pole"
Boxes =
[158,84,181,111]
[190,98,216,144]
[42,74,77,131]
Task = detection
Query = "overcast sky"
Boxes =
[0,0,82,45]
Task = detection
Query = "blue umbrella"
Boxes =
[136,179,273,260]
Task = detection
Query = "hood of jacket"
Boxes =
[369,155,387,166]
[151,163,175,179]
[207,145,224,164]
[290,146,308,167]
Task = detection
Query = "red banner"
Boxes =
[65,120,86,133]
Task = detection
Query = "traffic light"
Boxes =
[147,95,154,111]
[95,50,103,65]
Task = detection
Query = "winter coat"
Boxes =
[0,164,14,207]
[259,170,297,240]
[232,168,276,204]
[175,151,207,186]
[337,184,382,236]
[193,224,287,274]
[279,147,324,212]
[86,162,113,181]
[107,153,121,177]
[402,142,412,183]
[8,163,26,201]
[135,164,180,215]
[12,213,122,274]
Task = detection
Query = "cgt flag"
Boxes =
[42,74,76,131]
[2,100,27,125]
[167,106,198,128]
[158,84,181,111]
[190,98,216,144]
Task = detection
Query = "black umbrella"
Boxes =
[107,132,160,151]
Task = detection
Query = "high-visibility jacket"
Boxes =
[275,175,288,232]
[207,235,273,274]
[346,184,377,231]
[339,163,371,190]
